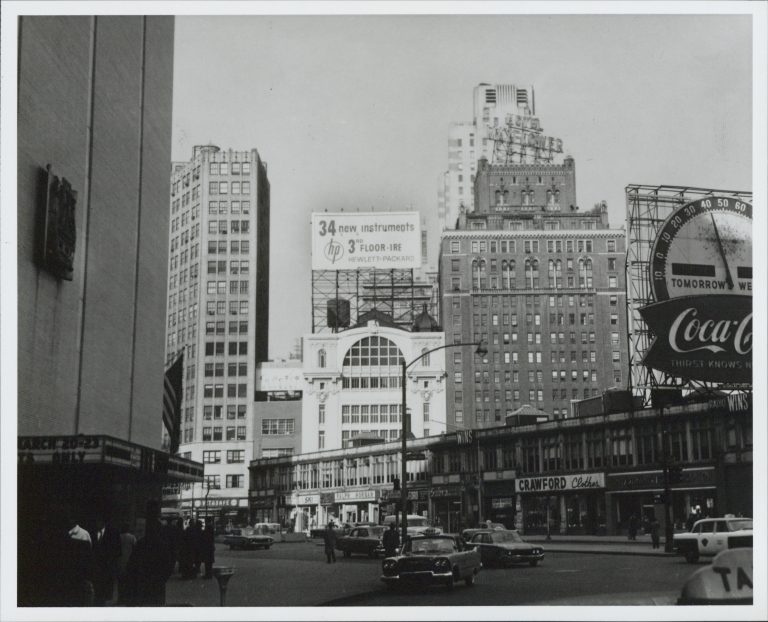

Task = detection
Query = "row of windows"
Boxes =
[169,223,201,250]
[205,321,249,335]
[339,376,403,390]
[206,260,250,275]
[209,161,251,176]
[465,293,617,309]
[207,240,251,254]
[168,244,200,271]
[202,426,247,442]
[204,474,244,489]
[205,341,249,356]
[454,364,621,384]
[203,362,248,377]
[208,200,251,215]
[449,274,620,291]
[203,384,248,399]
[209,181,252,195]
[167,268,199,292]
[262,419,296,435]
[261,448,295,458]
[206,280,250,295]
[340,404,402,425]
[449,238,616,254]
[203,449,245,464]
[205,300,249,316]
[203,404,248,419]
[207,220,251,235]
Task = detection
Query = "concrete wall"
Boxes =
[17,16,175,447]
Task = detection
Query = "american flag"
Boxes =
[162,353,184,454]
[456,429,473,445]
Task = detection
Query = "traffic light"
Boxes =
[669,465,684,484]
[393,477,400,491]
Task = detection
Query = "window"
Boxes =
[609,276,618,288]
[318,349,326,368]
[202,450,220,464]
[226,474,243,488]
[318,431,325,449]
[262,419,296,435]
[204,475,220,489]
[318,404,326,424]
[607,240,616,252]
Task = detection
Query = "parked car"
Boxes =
[381,534,481,590]
[673,517,752,563]
[469,529,544,567]
[383,514,442,536]
[336,525,386,558]
[223,527,274,550]
[310,522,351,538]
[253,522,282,535]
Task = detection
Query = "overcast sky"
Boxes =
[170,12,754,359]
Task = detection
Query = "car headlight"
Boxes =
[532,548,542,554]
[383,559,398,576]
[433,558,451,572]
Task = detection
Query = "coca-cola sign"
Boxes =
[640,295,752,383]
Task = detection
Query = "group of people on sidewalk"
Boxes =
[24,499,219,607]
[627,513,661,549]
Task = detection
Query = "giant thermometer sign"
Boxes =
[640,196,752,383]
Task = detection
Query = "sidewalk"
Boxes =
[524,533,677,557]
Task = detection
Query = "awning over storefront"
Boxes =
[17,434,204,482]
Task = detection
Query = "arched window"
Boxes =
[318,349,326,368]
[342,336,404,390]
[495,190,501,205]
[585,258,593,288]
[525,258,539,288]
[473,259,486,289]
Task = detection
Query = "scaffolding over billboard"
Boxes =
[311,268,438,334]
[625,184,753,405]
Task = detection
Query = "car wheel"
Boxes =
[685,549,700,563]
[529,560,538,567]
[465,574,475,587]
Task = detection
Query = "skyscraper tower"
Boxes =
[438,83,543,231]
[164,145,270,523]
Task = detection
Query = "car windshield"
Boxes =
[406,538,456,555]
[407,517,429,527]
[726,519,752,531]
[490,531,524,544]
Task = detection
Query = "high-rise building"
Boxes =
[163,145,270,518]
[438,83,540,232]
[439,155,629,429]
[17,15,203,606]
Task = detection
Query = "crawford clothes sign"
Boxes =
[642,196,752,384]
[310,212,421,270]
[515,473,605,493]
[640,295,752,383]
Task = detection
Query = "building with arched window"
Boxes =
[301,316,447,454]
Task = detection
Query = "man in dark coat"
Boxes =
[201,522,216,578]
[123,499,175,606]
[90,514,122,605]
[382,522,400,558]
[323,522,337,563]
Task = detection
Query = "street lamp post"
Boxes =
[400,340,487,546]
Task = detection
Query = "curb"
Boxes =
[543,546,676,557]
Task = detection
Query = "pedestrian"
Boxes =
[62,509,96,606]
[382,522,400,558]
[179,519,196,579]
[123,499,175,606]
[686,511,697,532]
[116,523,137,604]
[201,521,216,579]
[650,516,661,549]
[191,519,204,577]
[90,514,122,605]
[628,514,639,540]
[323,522,337,563]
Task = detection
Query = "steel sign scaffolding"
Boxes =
[624,184,753,404]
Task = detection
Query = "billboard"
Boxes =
[641,196,752,384]
[311,212,421,270]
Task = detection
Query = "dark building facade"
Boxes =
[439,157,628,429]
[249,397,752,537]
[16,16,202,605]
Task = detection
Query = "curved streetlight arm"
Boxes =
[403,341,487,372]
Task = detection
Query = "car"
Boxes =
[253,522,282,535]
[336,525,386,558]
[383,514,443,536]
[380,534,481,590]
[223,527,274,550]
[673,517,752,563]
[469,529,545,567]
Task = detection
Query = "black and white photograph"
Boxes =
[1,1,766,620]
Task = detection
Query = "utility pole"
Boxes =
[661,404,674,552]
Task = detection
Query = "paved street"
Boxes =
[165,539,698,607]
